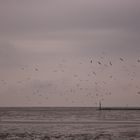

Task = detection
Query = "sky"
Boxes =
[0,0,140,107]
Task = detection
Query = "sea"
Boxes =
[1,107,140,139]
[0,107,140,122]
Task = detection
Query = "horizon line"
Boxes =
[0,106,140,108]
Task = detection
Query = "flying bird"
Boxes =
[109,61,112,66]
[98,61,101,65]
[92,72,96,75]
[120,58,124,61]
[109,75,113,78]
[35,68,39,71]
[90,60,92,63]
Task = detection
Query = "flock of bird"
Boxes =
[1,56,140,106]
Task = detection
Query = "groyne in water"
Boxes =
[99,107,140,110]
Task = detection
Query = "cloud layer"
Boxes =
[0,0,140,106]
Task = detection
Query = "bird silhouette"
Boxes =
[98,61,101,65]
[92,72,96,75]
[109,61,112,66]
[120,58,124,61]
[90,60,92,63]
[35,68,39,71]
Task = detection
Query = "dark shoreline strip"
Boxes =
[1,120,140,124]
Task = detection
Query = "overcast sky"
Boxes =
[0,0,140,107]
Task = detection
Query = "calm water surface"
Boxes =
[0,107,140,122]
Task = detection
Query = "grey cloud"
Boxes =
[0,0,139,57]
[0,0,140,38]
[0,41,21,67]
[0,0,140,106]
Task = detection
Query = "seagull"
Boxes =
[92,72,96,75]
[109,61,112,66]
[109,75,113,78]
[90,60,92,63]
[98,61,101,65]
[35,68,39,71]
[120,58,124,61]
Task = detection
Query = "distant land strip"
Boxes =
[1,120,140,125]
[0,107,140,111]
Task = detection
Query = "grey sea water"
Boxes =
[1,107,140,139]
[0,107,140,122]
